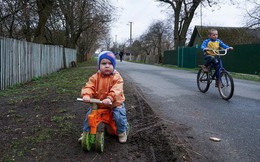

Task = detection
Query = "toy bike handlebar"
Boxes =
[205,48,228,56]
[77,98,112,105]
[77,98,103,103]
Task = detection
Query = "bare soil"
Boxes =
[0,65,191,162]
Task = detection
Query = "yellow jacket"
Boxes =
[201,38,230,56]
[81,70,125,108]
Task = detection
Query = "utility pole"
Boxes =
[115,35,118,54]
[129,21,133,61]
[129,21,133,46]
[200,3,203,32]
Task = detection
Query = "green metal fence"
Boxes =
[223,44,260,75]
[164,50,178,65]
[177,47,197,68]
[163,44,260,75]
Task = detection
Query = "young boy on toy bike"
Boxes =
[201,28,234,73]
[79,51,128,143]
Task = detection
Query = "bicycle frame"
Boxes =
[210,56,226,80]
[197,49,234,100]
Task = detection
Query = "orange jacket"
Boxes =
[81,70,125,108]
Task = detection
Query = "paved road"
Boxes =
[117,61,260,162]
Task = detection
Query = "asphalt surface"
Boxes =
[117,60,260,162]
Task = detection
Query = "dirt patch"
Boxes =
[0,65,191,162]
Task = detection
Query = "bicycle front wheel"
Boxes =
[218,71,234,100]
[197,69,210,93]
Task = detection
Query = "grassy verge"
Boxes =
[0,60,97,97]
[229,72,260,82]
[141,62,260,82]
[0,59,98,161]
[128,60,260,82]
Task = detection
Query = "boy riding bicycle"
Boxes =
[201,29,233,72]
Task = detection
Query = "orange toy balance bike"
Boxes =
[77,98,129,152]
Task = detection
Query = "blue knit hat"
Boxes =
[98,51,116,69]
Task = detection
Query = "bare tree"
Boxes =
[0,0,31,39]
[101,35,113,51]
[157,0,219,49]
[136,20,172,63]
[139,34,154,56]
[148,21,172,63]
[20,0,37,42]
[34,0,55,43]
[0,0,55,43]
[57,0,114,48]
[245,0,260,29]
[0,0,117,61]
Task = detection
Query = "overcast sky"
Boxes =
[110,0,255,43]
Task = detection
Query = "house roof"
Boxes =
[188,26,260,47]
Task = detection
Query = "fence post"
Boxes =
[178,46,184,68]
[181,46,184,68]
[62,46,67,68]
[177,47,180,67]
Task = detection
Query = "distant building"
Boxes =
[188,26,260,47]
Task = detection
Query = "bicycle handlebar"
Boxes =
[206,49,228,56]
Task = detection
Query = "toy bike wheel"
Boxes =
[82,132,91,151]
[104,125,112,136]
[126,122,130,135]
[197,69,210,93]
[218,71,234,100]
[95,132,104,152]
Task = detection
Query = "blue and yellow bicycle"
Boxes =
[197,49,234,100]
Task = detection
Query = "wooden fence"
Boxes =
[0,37,77,90]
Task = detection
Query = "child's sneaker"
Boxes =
[215,79,219,87]
[202,65,209,72]
[118,132,127,143]
[78,133,83,143]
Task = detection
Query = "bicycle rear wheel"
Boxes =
[218,71,234,100]
[197,69,210,93]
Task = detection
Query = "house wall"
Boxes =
[193,34,203,47]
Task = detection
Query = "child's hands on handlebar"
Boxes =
[203,47,210,52]
[228,47,234,50]
[102,98,112,105]
[204,47,234,52]
[82,96,112,105]
[82,96,90,102]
